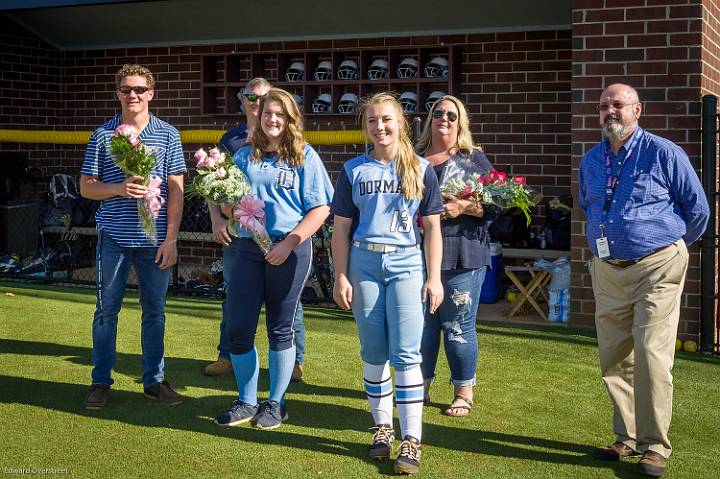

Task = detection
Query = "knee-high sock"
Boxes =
[363,361,393,426]
[268,346,295,404]
[230,348,259,405]
[395,365,424,441]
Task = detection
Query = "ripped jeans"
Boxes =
[420,267,486,387]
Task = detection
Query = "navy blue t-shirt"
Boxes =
[219,122,248,155]
[434,149,494,270]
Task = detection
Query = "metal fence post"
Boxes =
[700,94,718,354]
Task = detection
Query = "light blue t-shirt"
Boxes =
[331,153,444,246]
[81,114,187,247]
[233,143,334,240]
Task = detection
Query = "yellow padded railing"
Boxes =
[0,129,365,146]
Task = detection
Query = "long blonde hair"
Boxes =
[359,92,423,200]
[250,88,305,166]
[415,94,481,155]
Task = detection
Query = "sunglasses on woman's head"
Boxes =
[243,93,267,102]
[432,109,457,122]
[119,85,150,95]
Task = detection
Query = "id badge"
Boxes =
[596,237,610,259]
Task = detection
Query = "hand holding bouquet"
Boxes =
[232,195,272,254]
[109,124,163,243]
[440,157,542,225]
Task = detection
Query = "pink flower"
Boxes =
[208,148,223,161]
[130,137,141,146]
[478,175,491,186]
[497,171,508,183]
[194,148,208,163]
[115,124,136,138]
[215,167,227,179]
[513,176,526,185]
[489,170,500,182]
[143,176,165,218]
[233,195,266,234]
[460,185,473,199]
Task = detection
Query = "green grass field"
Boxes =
[1,281,718,478]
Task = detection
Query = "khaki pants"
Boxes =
[590,240,688,458]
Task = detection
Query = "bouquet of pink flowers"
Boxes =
[232,195,272,254]
[440,157,541,225]
[109,124,163,243]
[188,147,271,254]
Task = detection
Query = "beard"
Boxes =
[602,115,636,142]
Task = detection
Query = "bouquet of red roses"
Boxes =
[439,157,541,225]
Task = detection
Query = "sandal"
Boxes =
[443,395,473,417]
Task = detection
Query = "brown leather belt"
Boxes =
[603,244,674,268]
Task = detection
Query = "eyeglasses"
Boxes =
[118,85,150,95]
[242,92,267,102]
[597,101,638,111]
[432,109,458,122]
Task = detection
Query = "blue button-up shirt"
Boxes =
[579,127,709,260]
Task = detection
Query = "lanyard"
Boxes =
[599,129,643,232]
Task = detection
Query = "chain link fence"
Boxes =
[0,169,335,303]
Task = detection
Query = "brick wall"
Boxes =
[1,29,573,191]
[0,19,66,180]
[571,0,706,338]
[0,21,572,271]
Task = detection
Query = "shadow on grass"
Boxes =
[1,372,615,471]
[0,338,363,400]
[477,321,599,348]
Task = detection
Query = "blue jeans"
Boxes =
[91,231,170,388]
[218,238,306,363]
[348,245,425,370]
[421,267,485,387]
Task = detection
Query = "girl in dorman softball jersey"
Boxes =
[213,88,333,430]
[331,92,444,475]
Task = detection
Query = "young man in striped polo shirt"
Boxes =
[79,64,187,409]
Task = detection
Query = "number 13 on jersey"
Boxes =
[389,210,411,233]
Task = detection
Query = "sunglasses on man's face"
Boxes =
[119,85,150,95]
[243,93,267,102]
[432,109,458,122]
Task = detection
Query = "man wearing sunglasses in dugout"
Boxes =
[579,83,709,478]
[80,64,187,409]
[203,78,308,384]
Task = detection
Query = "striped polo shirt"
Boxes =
[81,114,187,247]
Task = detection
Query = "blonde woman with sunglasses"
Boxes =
[415,95,495,418]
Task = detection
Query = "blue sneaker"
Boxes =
[251,400,288,430]
[214,400,258,427]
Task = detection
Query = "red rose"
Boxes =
[513,176,526,185]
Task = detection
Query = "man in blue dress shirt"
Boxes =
[579,83,709,478]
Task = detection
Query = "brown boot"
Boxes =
[144,380,183,405]
[204,358,233,376]
[594,442,640,461]
[84,384,110,410]
[638,451,667,477]
[291,363,304,383]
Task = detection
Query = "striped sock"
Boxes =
[363,362,393,426]
[395,365,424,441]
[230,348,259,406]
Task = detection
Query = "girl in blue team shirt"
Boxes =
[331,92,444,475]
[214,88,333,430]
